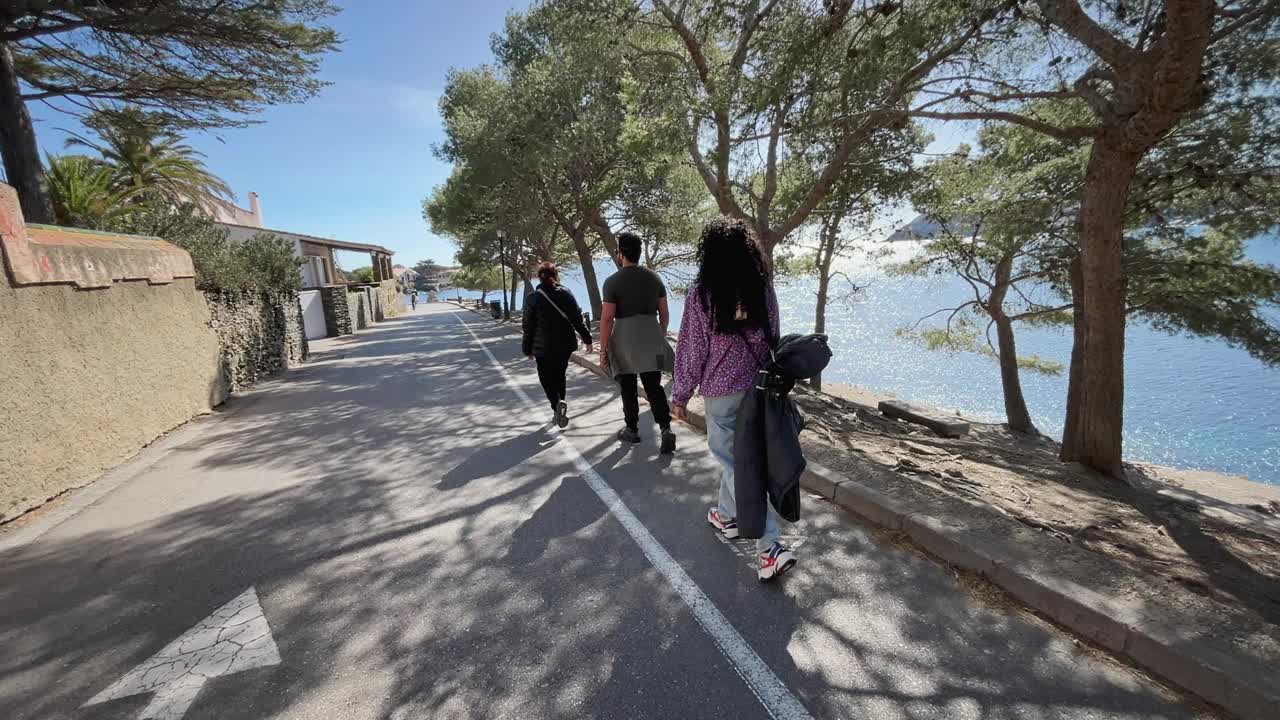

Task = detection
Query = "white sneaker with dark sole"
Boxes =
[758,543,797,582]
[707,508,739,539]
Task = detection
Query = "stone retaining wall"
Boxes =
[378,279,402,319]
[319,285,352,336]
[348,289,373,330]
[205,290,310,394]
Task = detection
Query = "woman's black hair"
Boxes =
[693,217,772,334]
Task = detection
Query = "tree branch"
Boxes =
[1033,0,1140,68]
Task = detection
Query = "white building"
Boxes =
[213,191,395,289]
[209,193,264,228]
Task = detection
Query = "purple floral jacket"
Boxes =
[671,285,779,407]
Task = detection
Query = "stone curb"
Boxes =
[455,302,1272,719]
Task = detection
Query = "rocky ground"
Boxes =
[792,381,1280,662]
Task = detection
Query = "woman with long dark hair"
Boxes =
[672,217,797,581]
[523,262,593,428]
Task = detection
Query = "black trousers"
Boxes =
[536,353,571,409]
[618,371,672,430]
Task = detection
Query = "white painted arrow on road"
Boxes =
[84,587,281,719]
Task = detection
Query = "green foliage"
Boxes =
[346,267,375,284]
[621,0,994,252]
[42,154,134,228]
[108,203,301,293]
[1127,230,1280,367]
[453,264,504,296]
[7,3,339,132]
[66,107,234,212]
[233,233,304,294]
[1,1,339,222]
[427,1,699,304]
[616,159,707,270]
[773,249,818,280]
[897,324,1064,376]
[181,231,302,294]
[413,259,443,276]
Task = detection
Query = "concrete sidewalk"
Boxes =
[0,304,1204,719]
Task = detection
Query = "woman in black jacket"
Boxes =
[523,262,594,428]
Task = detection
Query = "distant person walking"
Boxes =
[523,262,593,428]
[409,288,418,310]
[599,232,676,454]
[672,217,797,581]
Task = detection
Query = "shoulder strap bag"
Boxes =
[536,288,572,324]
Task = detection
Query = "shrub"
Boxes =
[109,202,302,293]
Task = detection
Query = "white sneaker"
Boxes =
[758,542,797,582]
[707,508,739,539]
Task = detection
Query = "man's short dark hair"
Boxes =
[617,232,643,263]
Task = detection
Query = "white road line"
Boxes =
[454,313,813,720]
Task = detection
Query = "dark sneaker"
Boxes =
[707,508,739,539]
[758,542,797,582]
[659,427,676,455]
[556,400,569,429]
[617,426,641,444]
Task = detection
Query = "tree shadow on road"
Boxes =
[439,424,555,490]
[0,311,1206,720]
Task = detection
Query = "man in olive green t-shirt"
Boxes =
[599,232,676,454]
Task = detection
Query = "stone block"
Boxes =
[989,561,1133,653]
[1127,618,1279,720]
[319,285,352,336]
[831,481,907,530]
[904,512,996,575]
[879,400,970,437]
[800,462,845,499]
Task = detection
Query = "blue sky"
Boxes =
[29,1,529,268]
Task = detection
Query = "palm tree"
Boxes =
[42,154,136,228]
[64,107,235,215]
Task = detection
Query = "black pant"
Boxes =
[618,371,672,430]
[536,353,571,409]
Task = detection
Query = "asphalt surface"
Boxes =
[0,304,1201,719]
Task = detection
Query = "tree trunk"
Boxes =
[586,207,621,268]
[811,221,835,392]
[1062,254,1086,450]
[571,229,602,320]
[993,312,1036,433]
[0,42,52,224]
[758,227,780,260]
[1059,137,1139,478]
[989,255,1036,434]
[509,267,519,313]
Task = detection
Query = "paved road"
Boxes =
[0,304,1200,720]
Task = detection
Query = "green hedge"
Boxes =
[110,203,302,293]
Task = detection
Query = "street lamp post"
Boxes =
[496,229,509,320]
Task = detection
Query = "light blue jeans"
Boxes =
[704,392,781,554]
